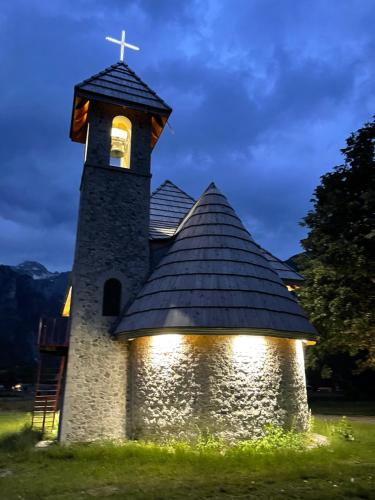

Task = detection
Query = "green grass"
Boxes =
[0,413,374,499]
[0,411,31,436]
[309,399,375,417]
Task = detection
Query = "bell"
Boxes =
[110,127,128,158]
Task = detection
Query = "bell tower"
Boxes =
[60,62,171,443]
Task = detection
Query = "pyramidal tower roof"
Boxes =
[75,62,171,114]
[70,62,171,147]
[116,184,316,339]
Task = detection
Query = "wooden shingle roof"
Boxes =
[117,183,316,339]
[149,181,305,284]
[70,62,171,147]
[149,181,195,239]
[258,247,305,284]
[75,62,171,115]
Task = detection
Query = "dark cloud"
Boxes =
[0,0,374,270]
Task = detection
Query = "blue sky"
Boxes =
[0,0,374,271]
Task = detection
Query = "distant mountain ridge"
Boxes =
[0,262,69,384]
[11,261,60,280]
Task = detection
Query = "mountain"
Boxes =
[0,262,69,385]
[11,261,59,280]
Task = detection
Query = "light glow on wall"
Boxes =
[303,340,316,346]
[230,335,268,379]
[131,334,310,439]
[84,123,90,163]
[231,334,266,356]
[62,286,72,317]
[296,339,306,371]
[149,334,184,368]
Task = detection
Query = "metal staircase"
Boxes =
[32,353,66,432]
[31,317,69,433]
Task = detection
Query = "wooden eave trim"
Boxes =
[69,90,88,143]
[115,326,317,342]
[75,88,171,116]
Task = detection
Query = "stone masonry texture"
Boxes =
[60,101,152,443]
[128,334,309,442]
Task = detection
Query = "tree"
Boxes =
[299,117,375,374]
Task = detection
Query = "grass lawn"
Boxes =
[0,412,374,499]
[309,398,375,417]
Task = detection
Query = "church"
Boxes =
[45,56,317,443]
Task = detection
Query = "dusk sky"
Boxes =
[1,0,374,271]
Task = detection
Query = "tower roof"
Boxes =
[150,180,195,239]
[116,184,316,339]
[70,62,172,147]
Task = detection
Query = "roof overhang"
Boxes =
[69,87,171,149]
[114,326,318,342]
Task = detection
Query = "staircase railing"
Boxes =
[31,354,66,433]
[38,317,69,349]
[32,316,69,433]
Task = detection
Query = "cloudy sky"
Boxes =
[0,0,374,271]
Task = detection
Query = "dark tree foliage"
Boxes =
[299,117,375,373]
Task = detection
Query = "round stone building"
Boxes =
[117,183,315,441]
[58,61,316,444]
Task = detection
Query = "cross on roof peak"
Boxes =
[105,30,140,62]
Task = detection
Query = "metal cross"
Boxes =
[105,30,140,62]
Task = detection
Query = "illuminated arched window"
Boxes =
[102,279,122,316]
[110,116,132,168]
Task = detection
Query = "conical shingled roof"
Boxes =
[116,184,316,339]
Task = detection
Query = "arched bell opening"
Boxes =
[110,115,132,168]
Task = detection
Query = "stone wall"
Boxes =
[60,101,152,443]
[60,321,128,442]
[128,334,309,441]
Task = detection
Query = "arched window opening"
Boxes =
[102,279,122,316]
[110,116,132,168]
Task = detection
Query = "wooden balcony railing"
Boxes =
[38,317,69,350]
